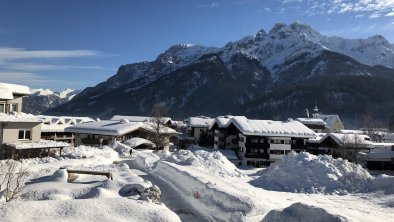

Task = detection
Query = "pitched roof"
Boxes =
[110,115,172,124]
[295,118,327,126]
[65,120,177,136]
[319,114,344,130]
[0,82,30,96]
[319,133,372,146]
[211,116,316,138]
[186,116,214,128]
[65,120,144,136]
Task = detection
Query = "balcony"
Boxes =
[81,138,108,145]
[244,153,269,159]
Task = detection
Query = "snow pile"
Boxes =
[166,149,244,177]
[3,155,180,222]
[154,161,265,221]
[110,141,132,156]
[62,145,118,160]
[251,151,373,194]
[262,202,348,222]
[135,149,243,178]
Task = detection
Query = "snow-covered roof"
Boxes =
[110,115,172,124]
[339,129,366,134]
[210,115,247,129]
[367,149,394,161]
[6,139,70,150]
[383,133,394,141]
[319,133,372,146]
[0,112,40,123]
[123,137,156,148]
[212,116,316,138]
[65,120,177,136]
[295,118,326,126]
[186,116,214,128]
[37,115,94,125]
[65,120,144,136]
[0,82,30,96]
[308,133,326,143]
[319,114,344,130]
[0,88,13,100]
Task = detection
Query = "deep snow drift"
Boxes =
[251,151,373,194]
[133,148,394,222]
[0,146,181,222]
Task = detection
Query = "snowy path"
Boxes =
[120,158,206,222]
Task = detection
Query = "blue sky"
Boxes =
[1,0,394,91]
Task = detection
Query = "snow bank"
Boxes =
[133,149,263,221]
[251,151,373,194]
[154,161,266,221]
[262,202,348,222]
[166,149,244,177]
[135,149,243,178]
[62,145,118,160]
[109,141,132,156]
[0,198,180,222]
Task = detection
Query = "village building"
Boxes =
[184,116,214,145]
[306,106,345,133]
[366,146,394,170]
[0,83,69,160]
[110,115,173,126]
[295,118,327,133]
[38,115,94,144]
[65,119,177,149]
[308,133,372,161]
[210,116,316,167]
[383,133,394,143]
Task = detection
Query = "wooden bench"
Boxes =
[66,169,113,182]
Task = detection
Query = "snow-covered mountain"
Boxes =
[47,22,394,127]
[23,88,81,114]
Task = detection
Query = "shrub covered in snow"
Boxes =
[251,151,373,194]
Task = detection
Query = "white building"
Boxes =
[210,116,316,167]
[184,116,214,144]
[65,119,177,149]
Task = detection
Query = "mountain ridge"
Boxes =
[47,22,394,127]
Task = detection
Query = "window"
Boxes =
[239,137,244,142]
[270,150,285,155]
[284,140,291,144]
[0,103,5,113]
[9,104,17,112]
[18,129,31,140]
[260,138,265,143]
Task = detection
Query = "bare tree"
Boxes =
[149,103,170,150]
[335,134,364,162]
[0,159,29,202]
[361,112,384,142]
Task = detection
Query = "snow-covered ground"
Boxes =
[1,144,393,222]
[0,146,180,222]
[131,148,394,222]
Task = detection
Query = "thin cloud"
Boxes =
[370,13,381,18]
[279,0,394,16]
[0,72,59,86]
[1,62,104,71]
[0,47,107,60]
[386,11,394,16]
